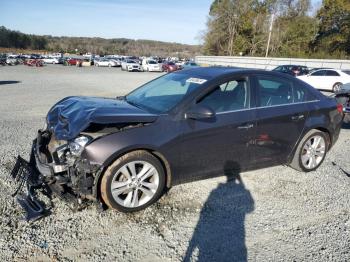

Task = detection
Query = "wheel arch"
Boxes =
[93,148,173,203]
[288,126,332,164]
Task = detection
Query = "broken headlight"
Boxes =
[68,136,91,156]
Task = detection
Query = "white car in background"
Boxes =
[121,59,141,72]
[95,58,118,67]
[297,69,350,93]
[109,58,122,67]
[42,57,61,64]
[142,59,162,72]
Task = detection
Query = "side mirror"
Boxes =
[185,104,216,120]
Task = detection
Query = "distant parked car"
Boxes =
[0,54,7,65]
[42,57,61,64]
[142,59,162,72]
[25,59,43,67]
[182,61,200,69]
[121,59,142,72]
[95,58,118,67]
[297,69,350,93]
[65,58,82,66]
[334,88,350,123]
[6,57,19,65]
[162,61,179,72]
[272,65,309,76]
[109,58,122,67]
[80,59,93,67]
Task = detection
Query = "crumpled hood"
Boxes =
[46,96,158,140]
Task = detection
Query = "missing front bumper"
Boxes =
[11,155,50,222]
[11,132,101,222]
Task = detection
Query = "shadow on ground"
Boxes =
[0,81,21,85]
[184,161,254,262]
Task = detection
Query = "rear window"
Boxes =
[326,70,340,76]
[257,75,316,106]
[311,70,326,76]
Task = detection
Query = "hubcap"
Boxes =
[301,135,326,169]
[110,161,159,208]
[334,84,342,93]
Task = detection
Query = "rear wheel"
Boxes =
[333,82,343,93]
[344,114,350,124]
[290,129,328,172]
[100,151,166,212]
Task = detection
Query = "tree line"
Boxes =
[203,0,350,59]
[0,26,200,57]
[0,26,47,50]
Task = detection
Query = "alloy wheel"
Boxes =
[301,135,326,170]
[110,161,160,208]
[333,83,342,93]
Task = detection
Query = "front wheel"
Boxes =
[290,129,329,172]
[100,151,166,212]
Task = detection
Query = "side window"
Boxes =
[257,76,293,106]
[311,70,326,76]
[293,85,307,102]
[326,70,340,76]
[198,79,249,113]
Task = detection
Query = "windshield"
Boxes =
[343,70,350,75]
[126,72,209,113]
[148,60,157,64]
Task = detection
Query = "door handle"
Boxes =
[237,123,254,130]
[291,114,305,121]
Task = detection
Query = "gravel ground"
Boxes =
[0,65,349,261]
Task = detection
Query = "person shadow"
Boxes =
[183,161,255,262]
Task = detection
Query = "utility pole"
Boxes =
[265,13,274,58]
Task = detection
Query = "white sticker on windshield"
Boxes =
[186,77,207,84]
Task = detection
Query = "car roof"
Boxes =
[276,64,307,67]
[180,66,262,78]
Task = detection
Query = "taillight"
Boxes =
[337,103,343,114]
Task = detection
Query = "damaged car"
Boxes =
[334,87,350,123]
[12,67,344,221]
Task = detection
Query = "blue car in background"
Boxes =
[182,61,200,69]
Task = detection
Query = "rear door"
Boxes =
[308,70,327,90]
[251,74,309,168]
[325,70,341,90]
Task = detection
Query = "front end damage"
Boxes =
[11,130,102,222]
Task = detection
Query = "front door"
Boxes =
[177,76,256,183]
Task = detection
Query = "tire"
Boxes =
[289,129,329,172]
[100,150,166,212]
[333,82,343,93]
[344,114,350,124]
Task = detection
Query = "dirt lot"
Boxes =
[0,65,349,261]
